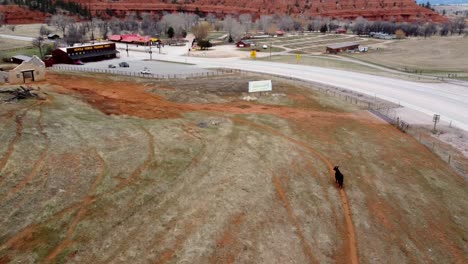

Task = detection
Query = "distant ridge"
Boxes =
[72,0,446,22]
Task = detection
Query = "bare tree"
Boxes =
[50,14,74,38]
[257,15,272,33]
[191,21,211,40]
[206,13,217,27]
[162,13,185,37]
[239,13,252,34]
[109,17,122,35]
[123,12,139,32]
[279,15,294,32]
[181,13,199,33]
[352,17,369,35]
[39,25,51,36]
[439,22,451,36]
[453,16,465,35]
[140,12,158,36]
[32,36,44,58]
[223,15,236,37]
[65,24,85,45]
[94,18,110,39]
[0,12,4,28]
[266,24,278,36]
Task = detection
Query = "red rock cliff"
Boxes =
[78,0,445,22]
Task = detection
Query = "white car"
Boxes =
[141,68,151,75]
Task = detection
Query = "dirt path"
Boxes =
[273,175,320,264]
[44,147,107,263]
[0,108,29,175]
[232,117,359,264]
[113,125,155,192]
[1,105,49,204]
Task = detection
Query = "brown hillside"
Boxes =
[78,0,445,22]
[0,5,49,24]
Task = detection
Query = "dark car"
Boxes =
[119,62,129,67]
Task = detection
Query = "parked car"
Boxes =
[141,67,152,75]
[108,64,116,68]
[119,62,129,67]
[74,60,84,65]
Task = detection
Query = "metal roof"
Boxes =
[12,55,32,62]
[69,50,119,60]
[326,42,360,49]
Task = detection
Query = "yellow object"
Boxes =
[251,50,257,59]
[296,53,301,62]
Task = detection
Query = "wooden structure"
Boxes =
[0,56,46,84]
[50,42,118,65]
[326,42,360,54]
[236,40,252,48]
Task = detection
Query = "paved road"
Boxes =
[156,54,468,131]
[3,32,465,130]
[0,34,34,42]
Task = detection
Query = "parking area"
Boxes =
[53,43,214,76]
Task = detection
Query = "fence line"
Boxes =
[232,69,466,176]
[48,65,242,80]
[48,65,465,176]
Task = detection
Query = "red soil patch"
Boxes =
[45,73,361,263]
[210,213,246,264]
[46,74,358,122]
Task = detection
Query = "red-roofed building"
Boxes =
[110,34,153,45]
[109,35,122,41]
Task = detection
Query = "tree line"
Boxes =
[40,11,466,47]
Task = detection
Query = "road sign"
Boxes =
[249,80,272,93]
[251,50,256,59]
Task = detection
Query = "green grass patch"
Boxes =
[258,55,383,73]
[0,47,42,59]
[237,46,285,53]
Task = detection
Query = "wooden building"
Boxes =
[326,42,360,54]
[0,56,46,84]
[50,42,119,65]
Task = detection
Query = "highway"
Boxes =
[158,54,468,131]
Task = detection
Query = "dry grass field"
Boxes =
[347,36,468,78]
[0,24,54,38]
[0,72,467,264]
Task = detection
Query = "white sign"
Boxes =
[248,80,272,93]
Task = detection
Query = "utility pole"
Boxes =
[269,40,272,60]
[432,114,440,134]
[149,45,152,60]
[89,0,94,43]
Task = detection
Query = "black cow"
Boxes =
[333,166,344,188]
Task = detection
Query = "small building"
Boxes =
[0,56,46,84]
[47,33,60,40]
[326,42,360,54]
[236,40,253,48]
[335,27,347,34]
[50,42,119,65]
[11,55,32,64]
[275,30,285,36]
[109,35,122,42]
[109,34,154,45]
